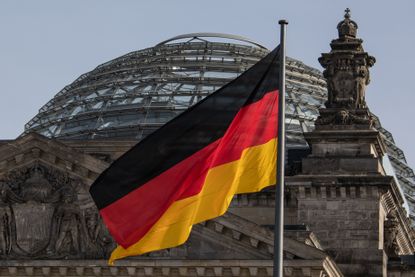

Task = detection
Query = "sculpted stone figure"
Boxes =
[0,211,10,255]
[54,188,82,255]
[0,182,23,256]
[0,183,11,256]
[384,216,400,257]
[85,209,115,258]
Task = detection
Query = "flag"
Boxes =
[90,46,281,264]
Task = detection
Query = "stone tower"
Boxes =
[287,9,415,276]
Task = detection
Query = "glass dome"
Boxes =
[24,33,326,146]
[24,33,415,222]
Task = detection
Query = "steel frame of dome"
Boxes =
[24,34,327,146]
[24,33,415,223]
[25,34,271,140]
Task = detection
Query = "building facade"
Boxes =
[0,11,414,276]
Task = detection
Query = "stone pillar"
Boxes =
[288,9,390,276]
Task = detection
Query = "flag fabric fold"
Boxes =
[89,46,281,264]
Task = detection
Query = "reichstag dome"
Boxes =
[24,33,415,222]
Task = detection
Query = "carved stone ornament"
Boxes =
[318,9,376,110]
[384,215,400,257]
[337,8,358,39]
[0,164,115,259]
[315,109,373,129]
[315,9,376,129]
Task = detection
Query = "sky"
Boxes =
[0,0,414,167]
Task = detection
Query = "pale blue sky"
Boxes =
[1,0,414,166]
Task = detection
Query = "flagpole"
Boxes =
[274,19,287,277]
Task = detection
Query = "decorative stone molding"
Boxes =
[230,190,275,207]
[0,259,343,277]
[315,109,373,129]
[0,133,109,184]
[286,177,392,200]
[61,139,137,162]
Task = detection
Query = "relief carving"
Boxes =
[315,109,372,127]
[332,70,355,105]
[0,182,15,256]
[52,188,83,256]
[320,54,375,110]
[11,167,61,256]
[84,208,116,258]
[0,164,115,259]
[20,167,56,202]
[384,215,400,257]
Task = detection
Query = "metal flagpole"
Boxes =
[274,19,288,277]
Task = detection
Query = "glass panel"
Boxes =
[92,101,103,109]
[70,106,82,116]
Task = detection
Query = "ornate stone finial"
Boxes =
[337,8,358,39]
[316,10,376,128]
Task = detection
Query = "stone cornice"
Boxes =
[230,190,275,207]
[304,128,386,158]
[286,175,393,200]
[0,133,109,184]
[0,259,343,276]
[61,139,137,161]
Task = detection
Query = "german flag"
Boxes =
[90,46,281,264]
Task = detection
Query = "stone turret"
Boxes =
[303,9,384,176]
[287,9,415,277]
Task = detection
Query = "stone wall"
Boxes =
[288,180,389,276]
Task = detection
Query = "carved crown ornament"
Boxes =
[0,163,115,259]
[315,9,376,129]
[337,8,358,39]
